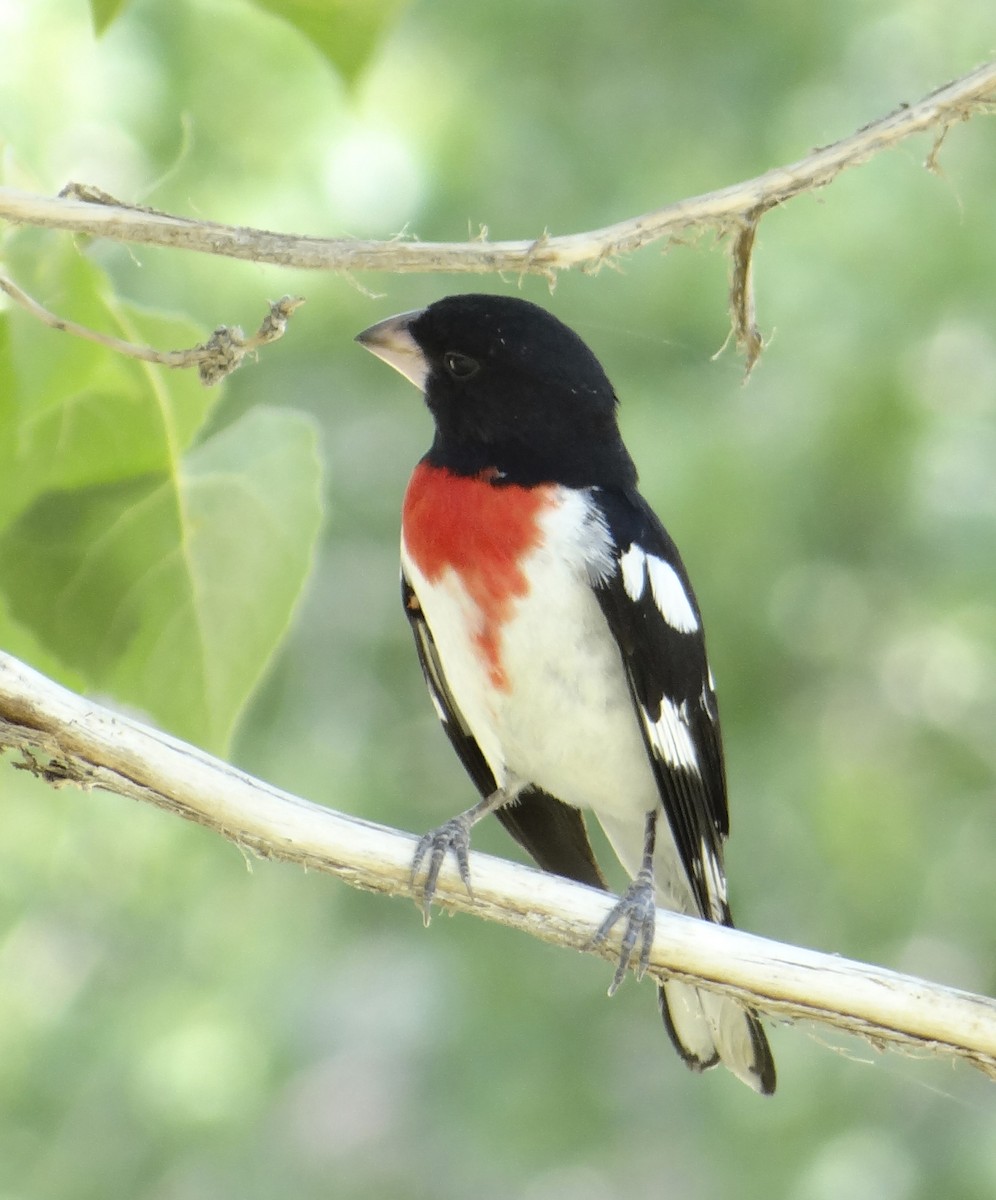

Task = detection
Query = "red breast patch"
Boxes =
[402,463,555,689]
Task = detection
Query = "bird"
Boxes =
[355,294,775,1094]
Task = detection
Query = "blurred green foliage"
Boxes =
[1,1,995,1198]
[247,0,410,85]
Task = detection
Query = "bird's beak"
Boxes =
[355,309,428,391]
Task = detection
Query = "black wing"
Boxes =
[590,488,732,923]
[401,570,607,890]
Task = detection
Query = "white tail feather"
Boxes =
[660,980,775,1094]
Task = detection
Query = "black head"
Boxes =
[356,294,637,488]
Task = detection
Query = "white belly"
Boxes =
[402,490,659,823]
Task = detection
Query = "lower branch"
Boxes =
[1,649,994,1078]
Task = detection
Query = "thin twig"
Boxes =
[0,271,303,384]
[1,649,995,1079]
[729,211,764,376]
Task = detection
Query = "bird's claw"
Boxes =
[590,868,657,995]
[410,814,475,924]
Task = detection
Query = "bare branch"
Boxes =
[0,62,991,371]
[0,64,992,280]
[0,271,303,384]
[1,649,994,1079]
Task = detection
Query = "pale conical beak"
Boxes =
[355,309,428,390]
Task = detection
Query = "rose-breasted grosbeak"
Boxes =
[356,294,775,1094]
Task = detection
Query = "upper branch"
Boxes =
[1,649,995,1079]
[0,62,993,277]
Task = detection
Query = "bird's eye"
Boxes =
[442,352,479,379]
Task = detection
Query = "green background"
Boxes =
[1,1,995,1197]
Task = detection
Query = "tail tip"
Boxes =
[659,983,776,1095]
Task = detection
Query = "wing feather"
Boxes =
[589,489,732,923]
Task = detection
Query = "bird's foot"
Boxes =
[590,866,657,995]
[410,812,476,925]
[410,786,520,925]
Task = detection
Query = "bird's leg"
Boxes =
[591,808,659,995]
[411,784,520,924]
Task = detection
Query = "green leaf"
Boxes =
[0,235,219,528]
[0,591,87,694]
[3,235,117,417]
[248,0,408,85]
[0,236,322,753]
[89,0,130,35]
[0,408,323,753]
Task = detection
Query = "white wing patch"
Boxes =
[700,837,729,920]
[646,555,699,633]
[619,544,699,633]
[620,544,646,600]
[646,696,700,772]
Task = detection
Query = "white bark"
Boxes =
[1,650,994,1079]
